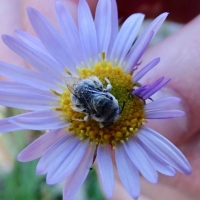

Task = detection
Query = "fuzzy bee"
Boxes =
[67,76,121,128]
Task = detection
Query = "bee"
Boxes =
[67,76,121,128]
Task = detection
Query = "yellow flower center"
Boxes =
[53,58,146,148]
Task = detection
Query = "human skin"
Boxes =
[0,0,200,199]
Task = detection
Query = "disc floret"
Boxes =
[57,60,146,147]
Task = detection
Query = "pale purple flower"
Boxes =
[0,0,191,200]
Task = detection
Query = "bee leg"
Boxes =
[99,123,105,128]
[104,77,112,92]
[83,113,90,121]
[71,105,85,112]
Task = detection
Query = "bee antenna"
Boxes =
[120,101,126,114]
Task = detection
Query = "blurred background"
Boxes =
[0,0,199,199]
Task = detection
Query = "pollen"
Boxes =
[56,58,145,148]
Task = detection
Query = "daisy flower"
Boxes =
[0,0,191,199]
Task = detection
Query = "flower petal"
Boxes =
[15,29,65,74]
[124,138,158,183]
[27,7,77,74]
[145,110,185,119]
[46,139,89,184]
[137,126,192,175]
[115,144,140,199]
[0,81,54,97]
[36,134,74,174]
[15,29,46,52]
[110,13,144,66]
[63,144,95,200]
[0,118,22,133]
[78,0,98,63]
[125,31,154,73]
[2,35,62,80]
[0,61,58,91]
[9,110,67,130]
[17,128,66,162]
[107,0,118,58]
[97,144,114,198]
[136,137,176,176]
[125,13,168,72]
[145,97,181,110]
[95,0,111,53]
[55,1,85,65]
[0,90,57,110]
[133,58,160,82]
[142,78,171,99]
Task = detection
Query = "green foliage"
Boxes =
[85,169,106,200]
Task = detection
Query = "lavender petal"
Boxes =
[107,0,118,59]
[137,126,192,175]
[125,13,168,72]
[133,58,160,82]
[110,13,144,66]
[15,29,46,52]
[0,61,59,91]
[97,144,114,198]
[95,0,112,53]
[136,137,176,176]
[124,138,158,183]
[27,7,77,75]
[145,110,185,119]
[143,78,171,99]
[0,91,57,110]
[18,128,66,162]
[0,118,22,133]
[55,1,85,65]
[36,134,74,174]
[145,97,181,111]
[46,139,89,184]
[115,144,140,199]
[78,0,98,63]
[63,144,95,200]
[9,110,67,130]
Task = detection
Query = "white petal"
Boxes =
[18,128,66,162]
[115,144,140,199]
[97,144,114,198]
[124,138,158,183]
[63,144,95,200]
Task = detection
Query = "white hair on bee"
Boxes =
[66,76,121,128]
